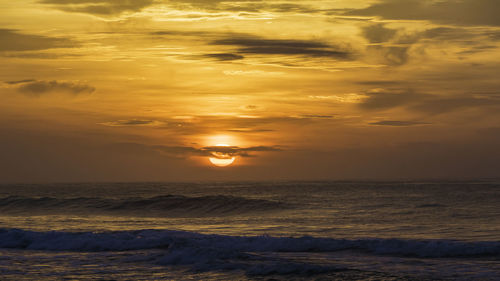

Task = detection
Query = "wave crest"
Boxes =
[0,195,288,217]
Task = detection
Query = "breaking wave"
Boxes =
[0,195,288,217]
[1,228,499,276]
[0,228,498,258]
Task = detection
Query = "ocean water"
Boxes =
[0,181,499,280]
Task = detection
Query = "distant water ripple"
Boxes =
[0,195,289,217]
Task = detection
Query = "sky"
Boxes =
[1,0,500,182]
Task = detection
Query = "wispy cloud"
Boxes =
[6,79,95,96]
[38,0,154,16]
[0,29,76,52]
[362,23,397,43]
[100,119,164,127]
[369,120,431,126]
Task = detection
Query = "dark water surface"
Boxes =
[0,181,499,280]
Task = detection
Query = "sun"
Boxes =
[209,157,235,167]
[209,144,236,167]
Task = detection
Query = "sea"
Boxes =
[0,181,499,280]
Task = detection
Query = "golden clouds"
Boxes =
[1,0,500,180]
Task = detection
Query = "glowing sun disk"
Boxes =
[208,143,236,167]
[209,157,235,167]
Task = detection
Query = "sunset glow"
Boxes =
[0,0,499,181]
[0,2,499,279]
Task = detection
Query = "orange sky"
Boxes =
[1,0,500,182]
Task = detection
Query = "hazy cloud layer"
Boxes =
[0,29,75,52]
[359,89,429,110]
[410,96,500,114]
[38,0,154,15]
[360,89,500,114]
[7,80,95,96]
[348,0,500,26]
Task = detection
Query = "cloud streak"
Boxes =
[203,53,245,61]
[0,29,76,52]
[211,35,354,60]
[7,80,95,96]
[369,120,430,126]
[100,119,162,127]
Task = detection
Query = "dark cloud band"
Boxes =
[154,145,282,159]
[211,36,354,59]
